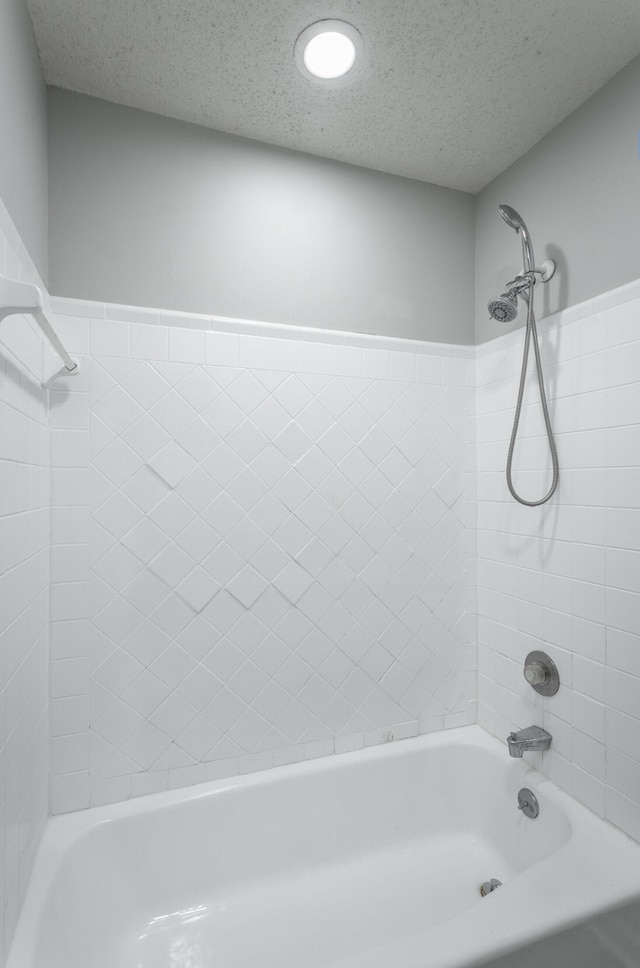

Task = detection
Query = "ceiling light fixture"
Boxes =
[295,20,364,83]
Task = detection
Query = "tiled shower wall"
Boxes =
[48,301,476,811]
[476,281,640,842]
[3,197,640,870]
[0,202,50,964]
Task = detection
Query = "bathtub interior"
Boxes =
[19,729,575,968]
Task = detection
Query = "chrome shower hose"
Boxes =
[506,279,559,506]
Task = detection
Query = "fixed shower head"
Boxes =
[498,203,535,273]
[488,290,519,323]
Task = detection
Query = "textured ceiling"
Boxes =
[27,0,640,192]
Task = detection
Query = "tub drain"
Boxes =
[480,878,502,897]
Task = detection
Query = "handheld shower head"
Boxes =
[498,203,535,273]
[489,205,560,507]
[498,204,525,232]
[488,290,519,323]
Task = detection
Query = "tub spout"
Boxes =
[507,726,552,758]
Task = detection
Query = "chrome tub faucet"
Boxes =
[507,725,552,758]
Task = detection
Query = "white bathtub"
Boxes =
[8,726,640,968]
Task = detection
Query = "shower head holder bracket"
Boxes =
[514,260,556,284]
[537,259,556,282]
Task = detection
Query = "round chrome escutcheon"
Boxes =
[517,787,539,819]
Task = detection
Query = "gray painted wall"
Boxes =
[48,89,475,343]
[476,53,640,344]
[0,0,48,279]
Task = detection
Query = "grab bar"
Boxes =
[0,273,77,371]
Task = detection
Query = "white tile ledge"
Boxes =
[476,275,640,356]
[51,295,474,358]
[53,272,640,361]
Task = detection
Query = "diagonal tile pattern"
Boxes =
[86,351,473,783]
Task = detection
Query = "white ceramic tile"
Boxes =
[205,332,239,367]
[131,323,169,361]
[36,307,474,812]
[90,319,130,357]
[40,281,640,855]
[176,567,220,613]
[169,327,204,364]
[476,289,640,841]
[0,204,50,965]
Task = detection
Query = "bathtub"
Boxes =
[8,725,640,968]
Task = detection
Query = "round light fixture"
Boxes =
[295,20,364,83]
